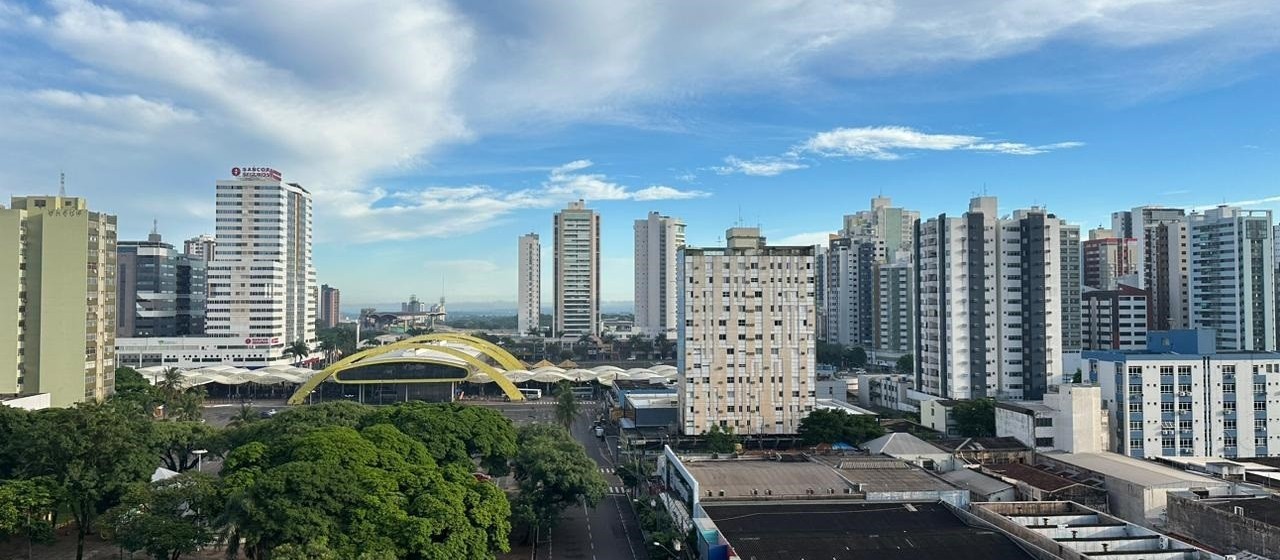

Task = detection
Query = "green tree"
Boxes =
[1072,369,1083,384]
[512,424,606,541]
[227,404,258,428]
[952,399,997,437]
[366,402,516,475]
[703,425,739,454]
[0,478,56,559]
[19,403,157,560]
[152,421,218,472]
[846,346,868,369]
[284,340,311,366]
[101,473,220,560]
[895,354,913,375]
[797,409,885,446]
[553,382,582,431]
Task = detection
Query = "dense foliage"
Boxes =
[797,409,885,446]
[952,398,997,437]
[816,342,868,369]
[511,424,606,541]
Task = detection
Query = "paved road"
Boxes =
[477,401,646,560]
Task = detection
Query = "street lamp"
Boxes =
[652,540,683,558]
[193,449,208,472]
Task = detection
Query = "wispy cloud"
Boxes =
[713,156,809,176]
[318,160,708,243]
[799,126,1084,160]
[1192,195,1280,212]
[773,231,834,246]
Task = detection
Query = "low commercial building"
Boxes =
[972,501,1226,560]
[116,335,296,368]
[939,468,1016,502]
[861,432,954,471]
[981,462,1110,512]
[1038,451,1238,527]
[1166,492,1280,559]
[858,373,926,413]
[935,437,1033,466]
[920,398,960,436]
[996,385,1109,453]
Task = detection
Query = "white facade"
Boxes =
[996,385,1107,453]
[116,336,288,368]
[1131,207,1189,331]
[678,228,816,435]
[826,197,917,349]
[1090,352,1280,459]
[915,198,1065,400]
[858,373,924,413]
[207,169,316,364]
[517,233,541,335]
[1188,206,1275,352]
[634,212,685,338]
[183,234,217,262]
[554,200,600,337]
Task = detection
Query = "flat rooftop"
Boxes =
[825,456,958,493]
[703,501,1033,560]
[685,459,854,499]
[1042,452,1229,488]
[1205,495,1280,530]
[984,462,1101,493]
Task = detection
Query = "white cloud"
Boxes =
[713,156,809,176]
[30,89,197,128]
[800,126,1084,160]
[316,160,707,243]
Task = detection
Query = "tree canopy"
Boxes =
[952,399,997,437]
[101,473,220,560]
[703,425,739,454]
[797,409,885,446]
[895,354,913,375]
[511,424,606,540]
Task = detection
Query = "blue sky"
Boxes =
[1,1,1278,307]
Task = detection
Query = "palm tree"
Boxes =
[284,339,310,366]
[554,382,581,431]
[228,404,257,428]
[156,367,185,419]
[317,339,338,366]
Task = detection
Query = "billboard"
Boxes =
[231,166,282,181]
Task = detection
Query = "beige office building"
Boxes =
[678,227,817,436]
[1,195,117,407]
[553,200,600,337]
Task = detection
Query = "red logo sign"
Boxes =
[231,167,241,177]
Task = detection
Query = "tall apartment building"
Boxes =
[825,236,876,348]
[553,200,600,337]
[814,243,829,342]
[183,234,217,262]
[1,195,116,407]
[208,167,316,357]
[118,229,206,337]
[1086,330,1280,459]
[873,260,914,357]
[319,284,341,329]
[1081,284,1149,350]
[1128,207,1189,331]
[517,233,541,335]
[1061,223,1082,353]
[826,197,917,350]
[1111,211,1134,239]
[678,228,816,435]
[1083,229,1139,290]
[1188,206,1275,352]
[914,198,1065,401]
[634,212,685,338]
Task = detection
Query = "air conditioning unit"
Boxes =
[1178,391,1190,397]
[1161,430,1173,435]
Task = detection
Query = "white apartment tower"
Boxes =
[517,233,541,335]
[1188,206,1275,352]
[826,197,918,349]
[207,167,316,359]
[914,198,1066,400]
[634,212,686,338]
[678,228,816,436]
[1125,207,1189,331]
[184,234,217,262]
[554,200,600,337]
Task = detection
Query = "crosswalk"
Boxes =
[519,399,598,406]
[599,467,614,474]
[607,486,627,495]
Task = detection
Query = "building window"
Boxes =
[1225,437,1237,448]
[1225,419,1237,430]
[1160,402,1174,413]
[1255,400,1266,411]
[1129,421,1142,431]
[1223,382,1236,393]
[1160,384,1174,394]
[1178,383,1192,393]
[1035,437,1055,448]
[1161,437,1175,448]
[1129,438,1142,449]
[1257,419,1268,430]
[1129,403,1142,413]
[1224,401,1237,412]
[1178,420,1192,431]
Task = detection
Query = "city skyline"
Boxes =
[1,1,1278,303]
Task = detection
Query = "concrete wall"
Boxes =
[0,209,20,395]
[1166,493,1280,559]
[920,399,955,436]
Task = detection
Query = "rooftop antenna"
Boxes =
[151,219,159,236]
[59,172,66,197]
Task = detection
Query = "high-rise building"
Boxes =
[117,228,206,337]
[1188,206,1275,352]
[634,212,685,338]
[813,243,829,342]
[1,195,116,407]
[319,284,340,329]
[826,197,918,350]
[678,227,816,435]
[517,233,541,335]
[207,166,316,358]
[915,198,1065,400]
[825,236,876,348]
[1060,222,1082,354]
[872,260,914,357]
[1131,207,1189,331]
[1111,210,1134,239]
[553,200,600,337]
[1081,284,1149,351]
[183,234,217,262]
[1083,228,1139,290]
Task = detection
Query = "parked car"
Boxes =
[259,408,278,418]
[594,425,605,438]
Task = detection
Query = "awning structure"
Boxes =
[136,365,315,387]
